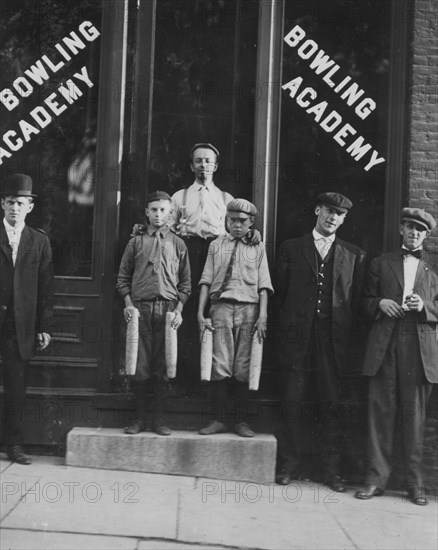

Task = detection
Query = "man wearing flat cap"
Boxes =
[0,174,53,464]
[355,208,437,506]
[275,192,366,491]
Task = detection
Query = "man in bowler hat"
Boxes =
[0,174,53,464]
[274,192,366,490]
[355,208,437,505]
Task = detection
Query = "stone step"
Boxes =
[66,427,276,483]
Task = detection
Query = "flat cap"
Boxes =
[146,190,172,205]
[227,198,257,216]
[190,143,220,161]
[1,173,37,197]
[316,192,352,212]
[401,207,436,231]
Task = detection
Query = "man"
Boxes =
[275,192,366,491]
[355,208,437,506]
[169,143,233,383]
[0,174,53,464]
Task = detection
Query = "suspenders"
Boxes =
[179,186,229,236]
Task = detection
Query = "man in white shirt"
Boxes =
[0,174,53,464]
[275,192,366,491]
[355,208,437,506]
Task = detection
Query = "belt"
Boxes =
[182,235,217,242]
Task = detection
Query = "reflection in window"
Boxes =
[0,0,102,277]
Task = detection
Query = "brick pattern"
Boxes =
[408,0,438,489]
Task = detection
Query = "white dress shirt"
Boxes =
[313,229,335,260]
[170,181,233,239]
[401,245,421,309]
[3,218,25,266]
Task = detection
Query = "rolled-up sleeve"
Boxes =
[257,243,274,295]
[177,243,192,304]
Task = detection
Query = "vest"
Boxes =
[316,244,334,319]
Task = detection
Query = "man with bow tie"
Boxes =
[355,208,437,506]
[0,174,53,464]
[274,192,366,491]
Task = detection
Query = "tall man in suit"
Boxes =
[355,208,437,506]
[275,192,366,491]
[0,174,53,464]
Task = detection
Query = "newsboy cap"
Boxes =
[401,207,436,231]
[316,192,352,212]
[1,173,37,197]
[227,198,257,216]
[146,190,172,205]
[190,143,220,161]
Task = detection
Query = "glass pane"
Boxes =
[149,0,259,199]
[278,0,391,257]
[0,0,102,277]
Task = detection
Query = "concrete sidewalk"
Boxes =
[0,454,436,550]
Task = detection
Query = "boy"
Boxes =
[355,208,437,505]
[117,191,191,435]
[197,199,273,437]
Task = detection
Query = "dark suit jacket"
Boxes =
[274,233,366,373]
[0,223,53,360]
[362,250,438,383]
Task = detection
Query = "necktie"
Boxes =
[317,237,331,260]
[8,230,19,266]
[401,248,422,260]
[217,238,239,297]
[149,230,162,270]
[199,186,205,209]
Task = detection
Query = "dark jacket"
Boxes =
[274,232,366,373]
[0,224,53,360]
[362,250,438,383]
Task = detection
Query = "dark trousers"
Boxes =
[178,236,215,385]
[276,317,343,478]
[366,313,432,489]
[1,318,28,446]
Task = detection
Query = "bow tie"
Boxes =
[401,248,422,260]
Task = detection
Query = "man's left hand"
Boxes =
[170,311,183,330]
[37,332,51,350]
[404,294,424,312]
[252,316,267,342]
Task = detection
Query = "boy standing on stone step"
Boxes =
[117,191,191,435]
[197,199,273,437]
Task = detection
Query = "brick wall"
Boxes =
[407,0,438,493]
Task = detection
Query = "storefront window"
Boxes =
[277,0,391,256]
[0,0,102,277]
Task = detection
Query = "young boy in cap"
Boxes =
[275,192,366,490]
[355,208,437,505]
[117,191,191,435]
[197,198,273,437]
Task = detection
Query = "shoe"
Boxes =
[234,422,254,438]
[325,475,347,493]
[6,445,32,465]
[355,485,384,500]
[199,420,227,435]
[152,423,171,436]
[407,487,428,506]
[124,420,145,434]
[276,467,294,485]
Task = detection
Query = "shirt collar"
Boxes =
[3,218,25,234]
[146,226,170,238]
[312,228,335,243]
[401,245,423,252]
[192,181,214,192]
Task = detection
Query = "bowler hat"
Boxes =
[190,143,220,161]
[316,192,352,213]
[227,198,257,216]
[401,207,436,231]
[1,173,37,197]
[146,190,172,205]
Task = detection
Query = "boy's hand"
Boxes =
[247,228,261,245]
[198,315,214,335]
[170,311,183,329]
[124,305,138,323]
[131,223,147,237]
[252,315,267,342]
[404,294,424,312]
[379,299,405,319]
